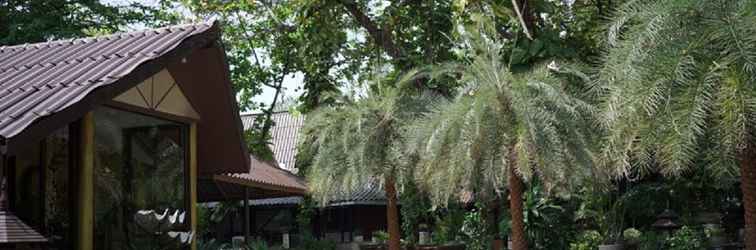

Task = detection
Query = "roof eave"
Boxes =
[2,22,221,155]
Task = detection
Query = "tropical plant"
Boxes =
[408,18,596,250]
[461,207,490,250]
[667,226,705,250]
[569,230,602,250]
[593,0,756,248]
[522,180,576,249]
[431,205,466,245]
[373,230,390,244]
[300,77,435,250]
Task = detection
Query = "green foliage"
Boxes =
[460,208,490,250]
[667,226,705,250]
[0,0,152,45]
[373,231,389,243]
[594,0,756,178]
[300,75,436,205]
[431,206,466,245]
[623,228,642,245]
[569,230,602,250]
[243,116,276,162]
[196,205,213,239]
[400,180,433,245]
[182,0,302,111]
[523,180,577,249]
[498,214,511,239]
[408,17,597,207]
[637,230,665,250]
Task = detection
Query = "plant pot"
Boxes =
[598,243,624,250]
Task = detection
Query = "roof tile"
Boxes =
[0,22,214,139]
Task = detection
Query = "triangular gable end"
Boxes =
[113,69,200,120]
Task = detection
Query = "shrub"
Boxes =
[623,228,642,245]
[667,226,704,250]
[569,230,602,250]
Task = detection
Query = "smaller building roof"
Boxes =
[202,156,307,202]
[222,156,307,192]
[241,112,304,173]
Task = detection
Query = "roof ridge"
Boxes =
[240,110,295,117]
[0,21,215,54]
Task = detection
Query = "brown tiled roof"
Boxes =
[241,112,304,172]
[0,22,214,146]
[210,156,307,200]
[231,156,307,192]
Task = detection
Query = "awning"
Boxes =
[198,156,306,202]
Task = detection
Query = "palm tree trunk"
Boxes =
[741,144,756,250]
[385,176,402,250]
[509,166,528,250]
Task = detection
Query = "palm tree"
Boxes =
[300,82,433,250]
[408,27,596,250]
[593,1,756,248]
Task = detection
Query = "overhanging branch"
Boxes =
[340,0,403,59]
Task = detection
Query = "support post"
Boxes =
[244,187,250,244]
[190,123,198,250]
[76,112,94,250]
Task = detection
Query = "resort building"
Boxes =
[0,22,297,250]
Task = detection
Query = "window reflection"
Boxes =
[94,107,188,250]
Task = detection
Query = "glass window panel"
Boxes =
[14,141,42,230]
[94,107,189,250]
[45,127,71,249]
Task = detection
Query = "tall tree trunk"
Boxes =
[509,166,528,250]
[741,144,756,250]
[385,176,402,250]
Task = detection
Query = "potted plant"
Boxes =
[622,228,641,249]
